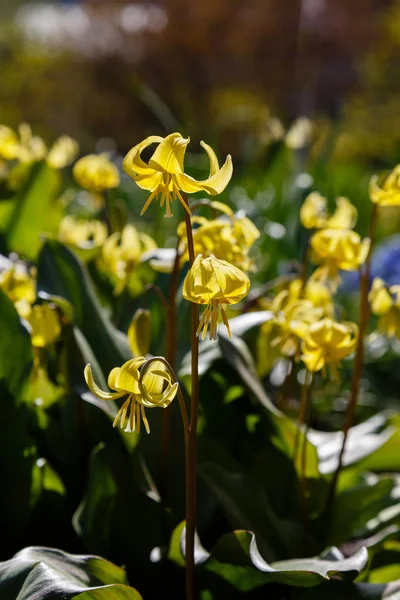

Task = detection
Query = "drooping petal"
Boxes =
[176,154,233,196]
[149,133,190,174]
[122,135,164,177]
[200,140,219,176]
[141,381,179,408]
[326,197,358,229]
[84,364,126,400]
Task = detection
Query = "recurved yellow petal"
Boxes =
[84,364,125,400]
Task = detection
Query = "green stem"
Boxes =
[326,203,378,514]
[183,194,199,600]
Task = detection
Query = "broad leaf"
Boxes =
[6,162,62,259]
[206,530,368,591]
[0,288,32,395]
[0,546,142,600]
[37,240,131,376]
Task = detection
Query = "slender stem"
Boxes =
[159,237,182,499]
[183,194,199,600]
[143,283,169,310]
[326,204,378,513]
[293,369,312,463]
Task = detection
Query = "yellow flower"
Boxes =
[73,154,120,193]
[310,228,370,289]
[0,262,36,306]
[287,278,334,317]
[370,165,400,206]
[182,254,250,340]
[128,309,151,357]
[28,304,61,348]
[292,317,358,378]
[17,123,47,163]
[285,117,314,150]
[0,125,20,160]
[267,289,324,357]
[369,277,400,338]
[122,132,233,218]
[102,224,157,293]
[300,193,357,230]
[178,214,259,271]
[59,216,107,250]
[84,357,178,434]
[47,136,79,169]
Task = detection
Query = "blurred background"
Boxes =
[2,0,400,165]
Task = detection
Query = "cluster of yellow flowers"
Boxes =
[0,260,61,349]
[0,123,79,186]
[5,121,400,435]
[259,276,357,379]
[301,193,370,290]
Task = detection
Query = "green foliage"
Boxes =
[0,122,400,600]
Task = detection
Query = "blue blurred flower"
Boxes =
[340,234,400,292]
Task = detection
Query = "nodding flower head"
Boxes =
[73,154,120,193]
[183,254,250,340]
[84,357,179,434]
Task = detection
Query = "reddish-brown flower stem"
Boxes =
[326,203,378,515]
[159,237,182,499]
[183,194,199,600]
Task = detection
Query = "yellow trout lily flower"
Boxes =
[47,136,79,169]
[369,277,400,338]
[292,317,358,378]
[16,123,47,163]
[0,125,20,160]
[28,304,61,348]
[59,216,107,250]
[370,165,400,206]
[102,224,157,293]
[310,228,370,290]
[287,278,334,317]
[122,132,233,218]
[301,193,357,230]
[84,358,179,434]
[183,254,250,340]
[0,262,36,305]
[178,214,259,271]
[266,288,324,357]
[73,154,120,193]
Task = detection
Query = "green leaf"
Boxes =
[37,239,131,376]
[178,311,272,378]
[0,546,142,600]
[73,443,118,555]
[308,413,395,474]
[6,162,62,259]
[198,463,301,562]
[329,475,397,546]
[73,587,142,600]
[206,530,368,590]
[0,288,32,395]
[0,383,40,545]
[297,580,400,599]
